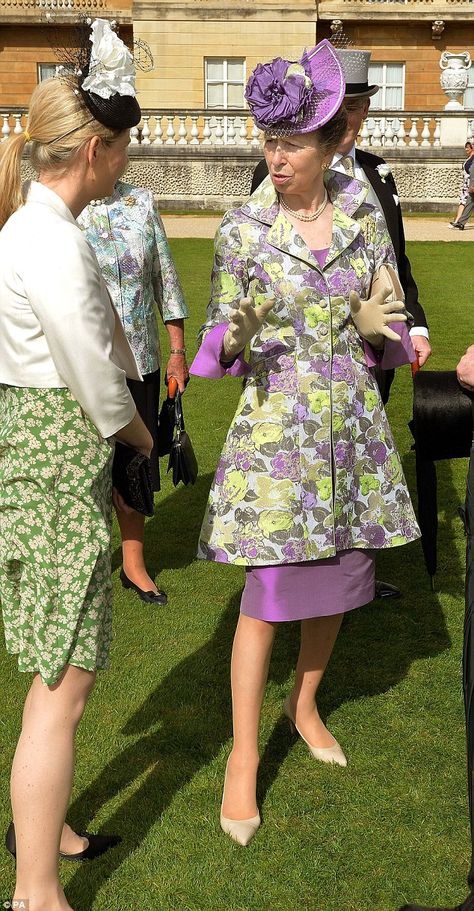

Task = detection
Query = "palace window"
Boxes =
[205,58,246,109]
[368,62,405,110]
[464,65,474,110]
[37,63,58,82]
[37,62,75,83]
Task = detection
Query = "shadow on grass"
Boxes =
[401,443,467,597]
[65,591,240,910]
[66,451,459,907]
[258,557,451,806]
[111,472,214,575]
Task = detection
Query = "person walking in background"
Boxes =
[451,143,474,231]
[0,19,153,911]
[79,180,189,605]
[192,39,420,847]
[449,140,474,229]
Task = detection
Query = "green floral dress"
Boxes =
[0,386,114,686]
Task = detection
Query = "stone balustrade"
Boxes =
[3,108,474,149]
[7,107,473,212]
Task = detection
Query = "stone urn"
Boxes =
[440,51,472,110]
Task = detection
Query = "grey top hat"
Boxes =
[335,49,379,98]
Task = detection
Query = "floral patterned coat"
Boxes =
[191,174,420,567]
[79,181,188,376]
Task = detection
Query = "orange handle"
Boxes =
[411,355,420,378]
[168,376,178,399]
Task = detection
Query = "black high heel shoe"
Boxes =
[5,821,121,862]
[120,568,168,605]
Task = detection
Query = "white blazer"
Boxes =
[0,181,141,439]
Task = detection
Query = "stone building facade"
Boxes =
[1,1,473,113]
[0,2,133,107]
[2,1,474,212]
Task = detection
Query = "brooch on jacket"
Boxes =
[124,196,137,207]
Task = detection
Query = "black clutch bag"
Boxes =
[168,391,198,487]
[112,443,154,516]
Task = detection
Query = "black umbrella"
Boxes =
[410,370,473,585]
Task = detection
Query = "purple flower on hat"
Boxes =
[246,40,345,135]
[245,58,312,130]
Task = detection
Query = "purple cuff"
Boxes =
[363,322,416,370]
[190,323,251,379]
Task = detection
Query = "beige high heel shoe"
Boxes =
[220,761,261,846]
[283,697,347,767]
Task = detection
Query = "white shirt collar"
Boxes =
[330,144,357,170]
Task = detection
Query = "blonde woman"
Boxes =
[0,20,152,911]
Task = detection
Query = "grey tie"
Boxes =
[340,156,355,178]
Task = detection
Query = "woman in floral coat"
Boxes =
[191,40,420,845]
[80,180,189,604]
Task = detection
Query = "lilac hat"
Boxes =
[245,39,345,135]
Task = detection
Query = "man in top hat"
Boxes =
[251,46,431,407]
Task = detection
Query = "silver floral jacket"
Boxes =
[79,181,188,376]
[191,174,420,567]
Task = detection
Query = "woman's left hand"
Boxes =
[166,353,189,393]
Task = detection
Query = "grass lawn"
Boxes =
[0,241,471,911]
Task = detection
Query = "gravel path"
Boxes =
[162,214,474,242]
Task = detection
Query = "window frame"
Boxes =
[37,62,58,83]
[204,57,246,110]
[464,64,474,111]
[368,61,405,111]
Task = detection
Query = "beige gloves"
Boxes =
[222,296,275,360]
[349,264,406,347]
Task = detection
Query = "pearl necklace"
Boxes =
[280,189,328,222]
[89,198,105,207]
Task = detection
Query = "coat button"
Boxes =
[320,299,328,308]
[320,326,329,337]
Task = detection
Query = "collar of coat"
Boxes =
[26,180,78,226]
[241,171,371,271]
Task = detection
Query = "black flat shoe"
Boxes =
[5,821,121,862]
[120,568,168,605]
[375,579,401,599]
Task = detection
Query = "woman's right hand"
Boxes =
[222,295,275,359]
[349,287,406,347]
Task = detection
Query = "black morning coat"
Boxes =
[250,152,429,402]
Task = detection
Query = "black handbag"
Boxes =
[168,391,198,487]
[112,443,154,516]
